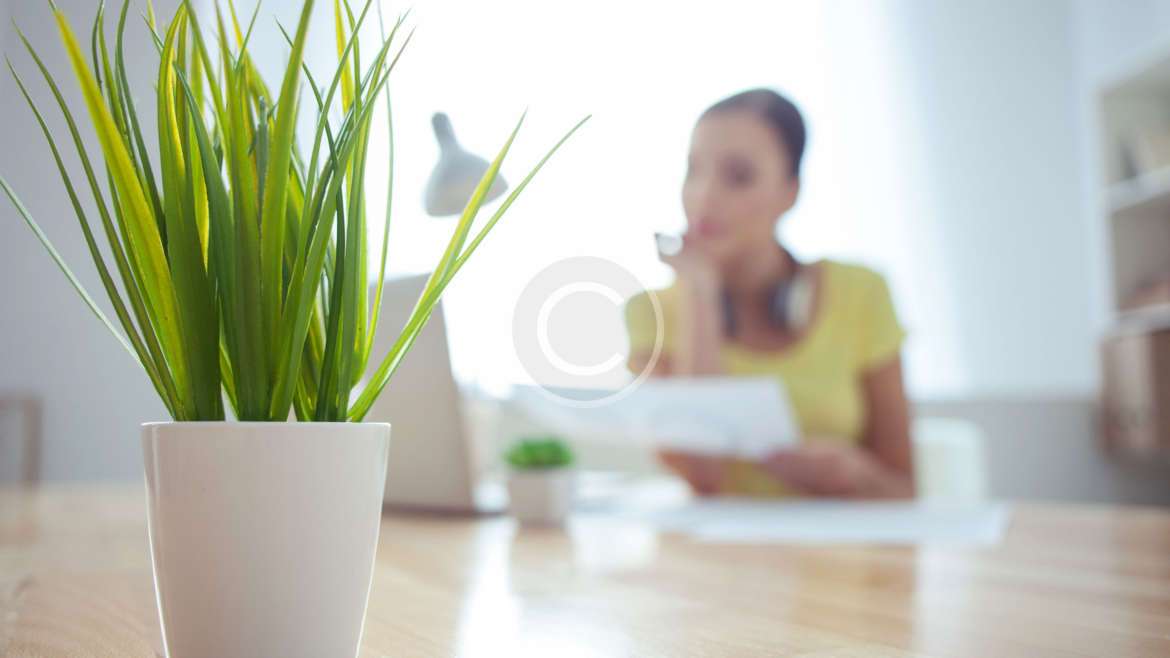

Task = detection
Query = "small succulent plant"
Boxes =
[504,436,574,470]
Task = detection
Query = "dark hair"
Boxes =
[702,88,806,180]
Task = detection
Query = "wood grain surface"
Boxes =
[2,485,1169,657]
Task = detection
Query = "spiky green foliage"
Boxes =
[504,437,574,470]
[2,0,588,422]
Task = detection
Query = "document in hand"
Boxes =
[513,377,799,459]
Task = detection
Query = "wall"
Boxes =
[820,0,1096,399]
[1075,0,1170,80]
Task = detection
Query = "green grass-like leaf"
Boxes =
[4,1,587,423]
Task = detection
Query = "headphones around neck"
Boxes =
[721,250,814,336]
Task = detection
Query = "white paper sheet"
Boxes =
[513,377,799,459]
[622,499,1011,546]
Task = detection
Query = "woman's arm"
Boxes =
[661,249,725,376]
[762,356,915,498]
[860,355,915,496]
[627,243,728,493]
[626,280,724,377]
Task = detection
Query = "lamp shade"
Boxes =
[424,113,508,217]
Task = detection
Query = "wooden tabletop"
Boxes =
[2,485,1169,657]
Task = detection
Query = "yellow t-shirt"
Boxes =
[624,260,905,496]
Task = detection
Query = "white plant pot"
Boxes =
[507,469,576,525]
[142,421,390,658]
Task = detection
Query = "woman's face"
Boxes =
[681,109,799,267]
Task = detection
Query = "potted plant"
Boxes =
[1,1,586,656]
[505,436,578,525]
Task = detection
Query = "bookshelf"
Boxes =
[1097,46,1170,456]
[1100,48,1170,318]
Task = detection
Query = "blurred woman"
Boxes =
[625,89,914,498]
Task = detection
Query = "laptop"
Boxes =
[362,274,505,514]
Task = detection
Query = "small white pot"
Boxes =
[142,421,390,658]
[507,468,576,525]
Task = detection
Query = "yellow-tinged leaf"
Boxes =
[260,0,314,373]
[52,6,191,405]
[334,0,354,111]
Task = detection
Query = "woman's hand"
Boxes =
[658,442,914,499]
[762,442,914,499]
[656,233,725,376]
[656,232,720,292]
[658,449,727,496]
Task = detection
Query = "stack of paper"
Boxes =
[622,499,1011,546]
[512,377,799,459]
